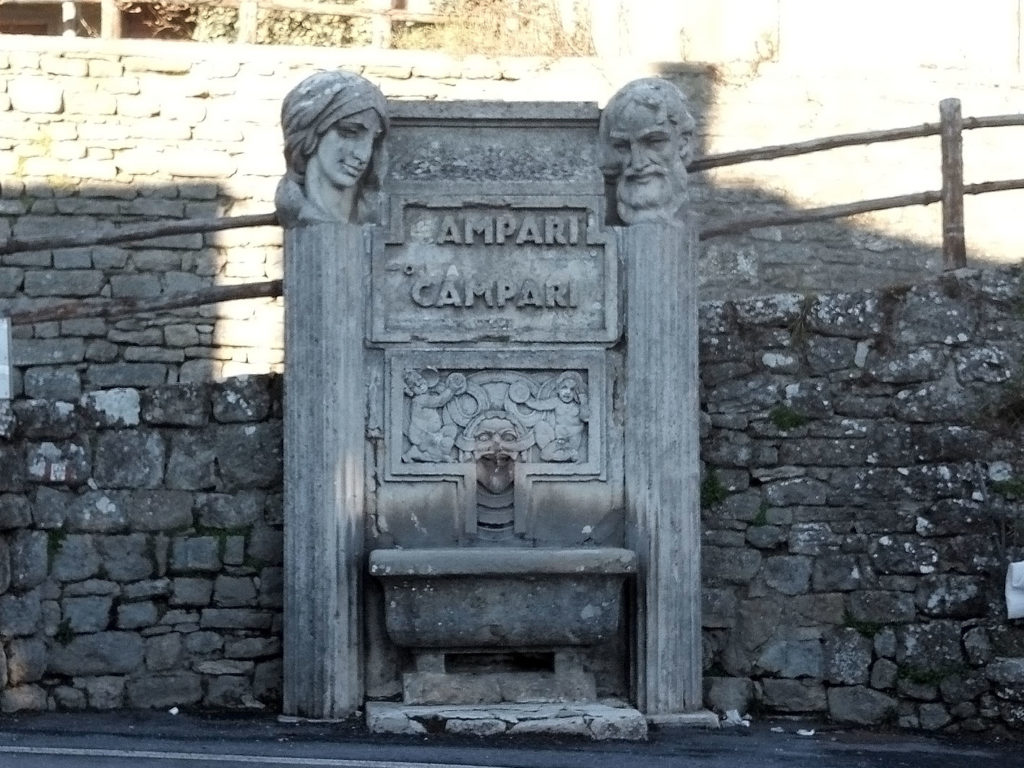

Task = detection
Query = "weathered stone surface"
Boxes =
[13,399,78,438]
[8,530,48,589]
[171,537,221,573]
[48,632,144,675]
[80,676,125,710]
[79,389,141,429]
[212,376,273,423]
[25,439,90,485]
[0,590,42,636]
[62,595,114,633]
[1,684,48,713]
[762,556,812,595]
[914,575,986,618]
[126,672,202,708]
[195,491,263,529]
[145,632,183,671]
[896,622,965,672]
[93,430,165,488]
[828,686,897,725]
[141,383,210,426]
[51,534,102,582]
[97,534,153,581]
[825,628,873,685]
[213,423,282,491]
[65,492,128,533]
[124,490,193,531]
[848,591,916,624]
[759,679,827,712]
[755,639,822,679]
[6,637,47,685]
[118,600,158,629]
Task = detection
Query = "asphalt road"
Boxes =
[0,711,1018,768]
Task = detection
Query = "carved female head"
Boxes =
[276,69,389,227]
[599,78,695,224]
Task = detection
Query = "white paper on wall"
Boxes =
[1005,561,1024,619]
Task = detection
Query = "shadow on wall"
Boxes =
[0,179,282,399]
[1,62,1016,392]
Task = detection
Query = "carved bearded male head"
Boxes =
[276,69,389,228]
[599,78,696,224]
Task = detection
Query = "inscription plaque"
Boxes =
[371,201,618,343]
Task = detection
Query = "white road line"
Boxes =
[0,745,511,768]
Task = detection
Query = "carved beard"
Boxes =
[615,159,689,223]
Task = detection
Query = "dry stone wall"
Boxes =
[0,375,283,712]
[1,267,1022,733]
[3,36,1024,395]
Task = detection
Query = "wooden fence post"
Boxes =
[237,0,259,43]
[0,317,11,400]
[61,1,79,36]
[370,0,394,48]
[940,97,967,269]
[100,0,122,39]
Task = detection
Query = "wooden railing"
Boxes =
[1,97,1023,343]
[0,0,440,46]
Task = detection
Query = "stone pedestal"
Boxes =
[282,223,368,719]
[623,221,702,714]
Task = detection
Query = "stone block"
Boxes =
[125,490,193,531]
[212,376,273,423]
[196,491,263,529]
[51,534,102,582]
[762,556,812,595]
[9,77,63,113]
[126,672,203,708]
[827,685,897,725]
[166,430,219,490]
[11,338,86,366]
[755,639,822,679]
[94,429,165,488]
[825,628,873,685]
[65,492,128,533]
[871,658,899,690]
[212,422,283,491]
[123,578,171,601]
[80,676,125,710]
[52,686,86,710]
[811,554,861,591]
[6,637,47,685]
[204,675,253,708]
[914,574,986,618]
[171,537,221,573]
[870,535,939,575]
[1,685,47,713]
[86,364,168,388]
[200,609,273,630]
[763,478,829,506]
[118,600,158,630]
[0,590,41,636]
[245,525,282,566]
[0,266,24,296]
[184,631,223,655]
[145,632,183,671]
[8,530,48,589]
[171,577,213,606]
[257,566,283,608]
[704,676,754,714]
[213,575,257,607]
[0,540,8,595]
[141,383,210,426]
[896,621,965,672]
[25,439,91,485]
[97,533,152,581]
[224,637,280,659]
[62,595,114,633]
[23,367,81,400]
[13,399,79,439]
[0,494,31,529]
[48,631,143,675]
[0,445,25,492]
[848,590,916,624]
[759,679,827,712]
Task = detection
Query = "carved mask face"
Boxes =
[604,102,689,222]
[309,108,382,191]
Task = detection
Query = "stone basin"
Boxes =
[369,547,636,649]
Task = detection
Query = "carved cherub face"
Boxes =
[600,79,695,224]
[309,108,383,191]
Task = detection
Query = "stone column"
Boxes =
[283,223,368,718]
[623,222,702,714]
[599,78,702,715]
[277,68,389,720]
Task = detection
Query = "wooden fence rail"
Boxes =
[0,98,1022,336]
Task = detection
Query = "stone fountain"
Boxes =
[278,71,709,738]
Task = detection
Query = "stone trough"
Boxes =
[369,547,636,706]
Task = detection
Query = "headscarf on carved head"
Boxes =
[275,69,389,227]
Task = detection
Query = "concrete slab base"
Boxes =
[646,710,721,729]
[365,702,649,740]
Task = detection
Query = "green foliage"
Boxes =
[54,619,74,646]
[769,405,808,431]
[992,477,1024,499]
[701,471,729,509]
[843,611,881,638]
[192,1,373,46]
[751,501,769,527]
[47,528,67,560]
